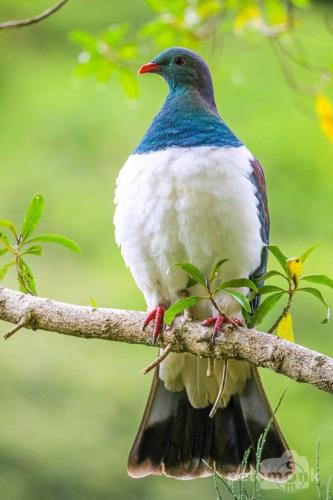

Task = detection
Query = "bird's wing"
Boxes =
[249,158,270,312]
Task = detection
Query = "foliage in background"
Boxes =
[0,2,332,499]
[0,194,80,294]
[70,0,333,142]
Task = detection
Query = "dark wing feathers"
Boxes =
[249,158,270,312]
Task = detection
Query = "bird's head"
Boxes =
[138,47,216,110]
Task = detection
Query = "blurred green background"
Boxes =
[0,1,332,499]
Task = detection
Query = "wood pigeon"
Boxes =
[114,47,294,481]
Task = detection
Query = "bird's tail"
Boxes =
[128,365,294,480]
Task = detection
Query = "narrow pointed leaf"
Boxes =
[0,219,17,238]
[248,290,257,302]
[23,245,43,256]
[268,246,287,271]
[300,244,319,263]
[173,263,206,287]
[186,277,198,288]
[221,288,252,313]
[17,258,37,295]
[301,274,333,290]
[0,261,14,281]
[298,287,330,323]
[217,278,258,293]
[258,285,287,295]
[26,234,81,253]
[90,297,97,307]
[209,258,229,282]
[21,193,44,241]
[251,292,285,326]
[164,296,203,325]
[254,270,289,282]
[0,231,10,248]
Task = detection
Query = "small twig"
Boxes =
[0,0,69,30]
[141,342,173,375]
[209,359,228,418]
[268,289,294,334]
[4,312,31,340]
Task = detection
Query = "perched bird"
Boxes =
[114,47,294,480]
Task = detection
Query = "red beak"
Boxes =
[138,62,160,75]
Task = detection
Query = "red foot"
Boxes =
[143,305,165,343]
[202,314,243,340]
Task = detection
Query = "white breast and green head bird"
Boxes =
[114,47,294,480]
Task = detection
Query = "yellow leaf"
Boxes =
[286,257,303,285]
[234,4,261,33]
[316,95,333,143]
[277,312,294,342]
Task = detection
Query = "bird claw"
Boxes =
[202,314,243,341]
[143,305,166,343]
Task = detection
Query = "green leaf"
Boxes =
[290,0,310,9]
[0,219,17,238]
[23,245,43,256]
[0,248,8,257]
[258,285,287,295]
[254,270,289,282]
[298,287,330,323]
[186,277,198,288]
[21,193,44,241]
[209,258,229,282]
[0,260,14,281]
[301,274,333,290]
[173,263,206,287]
[69,31,98,53]
[90,297,97,307]
[300,244,319,263]
[164,296,203,325]
[251,292,285,326]
[26,234,81,253]
[17,258,37,295]
[102,24,128,47]
[217,278,258,293]
[119,44,138,60]
[221,289,252,313]
[0,231,10,248]
[268,246,287,271]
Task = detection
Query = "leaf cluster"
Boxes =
[70,24,139,98]
[69,0,314,99]
[164,260,257,325]
[249,245,333,339]
[0,194,81,295]
[163,244,333,342]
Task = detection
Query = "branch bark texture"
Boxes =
[0,286,332,395]
[0,0,69,30]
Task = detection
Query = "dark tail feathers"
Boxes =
[128,366,294,481]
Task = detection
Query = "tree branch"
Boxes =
[0,286,332,394]
[0,0,69,30]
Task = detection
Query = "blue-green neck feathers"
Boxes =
[134,88,242,154]
[134,47,242,154]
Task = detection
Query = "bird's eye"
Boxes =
[174,56,185,66]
